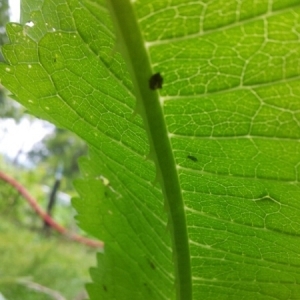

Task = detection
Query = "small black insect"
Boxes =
[187,155,198,162]
[149,72,163,90]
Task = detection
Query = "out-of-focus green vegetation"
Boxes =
[27,127,88,190]
[0,131,95,300]
[0,147,95,300]
[0,156,78,230]
[0,214,97,300]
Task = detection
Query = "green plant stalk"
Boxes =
[107,1,192,299]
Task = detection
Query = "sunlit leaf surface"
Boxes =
[1,0,300,299]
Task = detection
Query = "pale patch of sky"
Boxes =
[0,118,54,163]
[9,0,20,22]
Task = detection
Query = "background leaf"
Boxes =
[1,0,300,299]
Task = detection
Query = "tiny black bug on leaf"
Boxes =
[149,72,163,90]
[187,155,198,162]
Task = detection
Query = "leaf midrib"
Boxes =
[107,1,192,299]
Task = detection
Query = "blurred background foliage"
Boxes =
[0,1,96,299]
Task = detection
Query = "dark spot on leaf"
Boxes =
[149,73,163,90]
[143,282,152,294]
[187,155,198,162]
[147,259,156,270]
[103,285,107,292]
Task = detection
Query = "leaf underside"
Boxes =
[1,0,300,299]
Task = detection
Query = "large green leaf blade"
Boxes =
[0,0,300,299]
[130,1,300,299]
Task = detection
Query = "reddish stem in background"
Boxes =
[0,171,104,249]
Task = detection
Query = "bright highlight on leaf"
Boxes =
[1,0,300,299]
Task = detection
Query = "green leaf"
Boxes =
[1,0,300,299]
